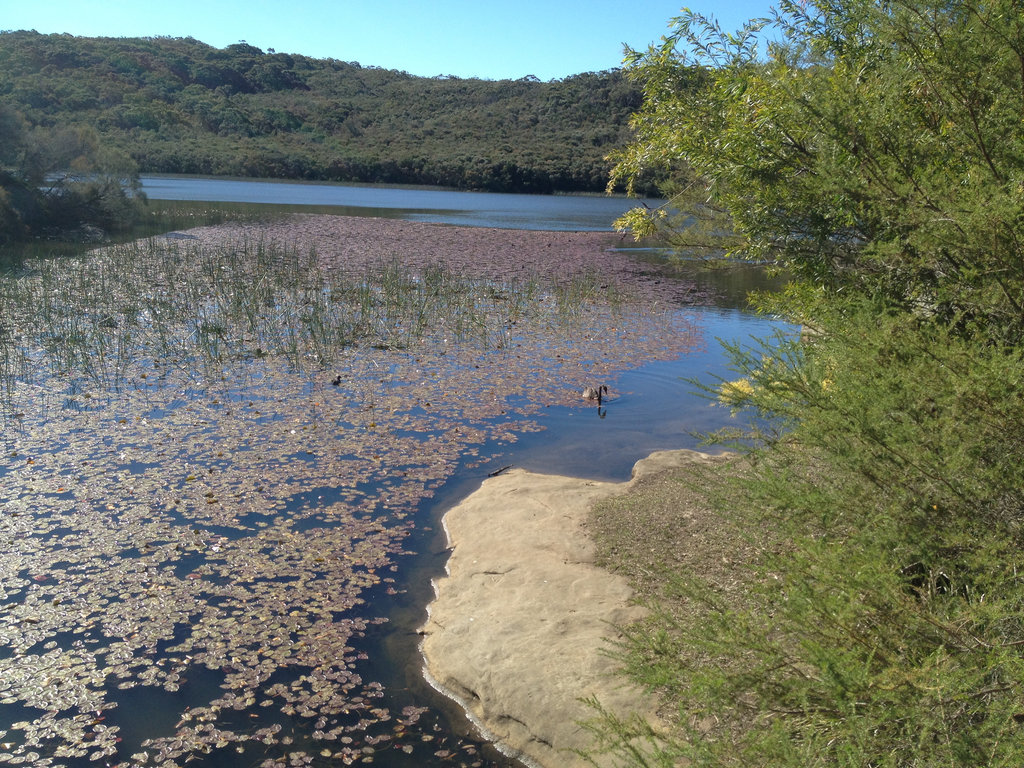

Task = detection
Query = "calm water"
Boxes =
[140,175,664,231]
[3,178,789,768]
[140,176,786,477]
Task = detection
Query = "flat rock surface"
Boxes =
[420,449,724,767]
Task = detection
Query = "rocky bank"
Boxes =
[420,449,725,767]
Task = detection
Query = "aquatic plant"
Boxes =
[0,220,701,767]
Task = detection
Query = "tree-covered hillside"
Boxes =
[0,31,644,193]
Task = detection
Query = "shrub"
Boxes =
[586,302,1024,767]
[596,1,1024,762]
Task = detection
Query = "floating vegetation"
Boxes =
[0,216,703,767]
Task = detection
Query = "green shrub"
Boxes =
[594,1,1024,763]
[586,302,1024,767]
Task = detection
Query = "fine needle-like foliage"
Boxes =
[610,1,1024,337]
[592,2,1024,766]
[0,106,145,244]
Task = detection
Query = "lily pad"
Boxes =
[0,215,704,767]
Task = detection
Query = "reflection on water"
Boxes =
[612,246,791,311]
[506,306,791,482]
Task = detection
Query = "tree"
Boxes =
[0,111,143,242]
[0,104,32,243]
[610,0,1024,340]
[592,3,1024,766]
[0,32,643,195]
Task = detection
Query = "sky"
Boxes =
[0,0,776,81]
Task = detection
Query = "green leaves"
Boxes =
[611,1,1024,337]
[0,118,144,242]
[589,299,1024,766]
[597,3,1024,765]
[0,31,642,195]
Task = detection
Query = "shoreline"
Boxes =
[419,448,728,768]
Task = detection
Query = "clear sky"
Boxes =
[0,0,776,81]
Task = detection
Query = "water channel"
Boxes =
[1,177,790,768]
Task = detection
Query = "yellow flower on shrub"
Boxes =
[718,377,755,404]
[820,356,838,392]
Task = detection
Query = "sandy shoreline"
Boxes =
[419,449,727,768]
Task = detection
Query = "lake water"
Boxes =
[139,175,664,231]
[141,175,788,481]
[2,178,789,768]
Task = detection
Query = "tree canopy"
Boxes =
[596,2,1024,765]
[0,101,142,244]
[610,0,1024,340]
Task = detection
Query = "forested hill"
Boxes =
[0,30,646,194]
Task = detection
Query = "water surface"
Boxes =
[140,175,663,231]
[0,182,787,768]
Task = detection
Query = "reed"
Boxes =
[0,235,615,417]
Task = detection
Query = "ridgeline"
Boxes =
[0,30,644,194]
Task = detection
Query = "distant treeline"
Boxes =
[0,31,652,195]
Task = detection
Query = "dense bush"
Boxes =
[0,106,143,243]
[595,2,1024,765]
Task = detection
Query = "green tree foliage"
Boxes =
[596,2,1024,765]
[0,101,143,243]
[0,31,645,194]
[610,1,1024,338]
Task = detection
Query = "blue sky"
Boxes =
[1,1,776,80]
